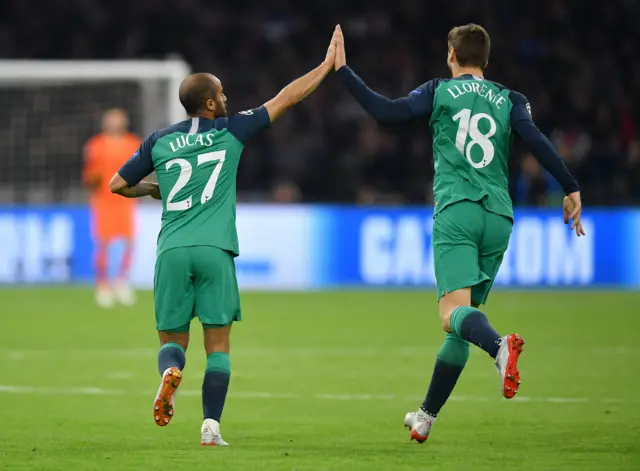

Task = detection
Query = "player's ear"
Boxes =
[205,98,216,113]
[447,47,456,65]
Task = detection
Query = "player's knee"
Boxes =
[207,339,229,354]
[440,310,453,333]
[438,288,472,332]
[158,331,189,351]
[203,324,231,355]
[438,297,458,332]
[438,307,454,333]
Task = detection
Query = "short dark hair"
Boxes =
[448,24,491,69]
[178,73,218,115]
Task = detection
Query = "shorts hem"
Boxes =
[202,320,236,329]
[201,314,240,329]
[158,322,191,333]
[437,279,488,301]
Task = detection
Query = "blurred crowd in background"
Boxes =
[1,0,638,205]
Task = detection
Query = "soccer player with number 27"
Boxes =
[108,26,341,446]
[334,23,585,443]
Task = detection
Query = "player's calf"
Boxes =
[114,240,135,305]
[202,352,230,430]
[439,289,525,397]
[94,241,110,308]
[407,332,468,443]
[201,325,232,445]
[440,290,502,358]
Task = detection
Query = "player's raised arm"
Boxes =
[109,136,161,200]
[509,91,585,236]
[333,25,433,124]
[262,27,338,123]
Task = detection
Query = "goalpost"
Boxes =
[0,59,191,203]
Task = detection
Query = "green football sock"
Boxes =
[421,333,469,417]
[450,306,502,358]
[437,332,470,366]
[157,342,186,375]
[202,352,231,422]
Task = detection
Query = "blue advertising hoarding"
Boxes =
[0,204,638,289]
[310,207,639,288]
[0,206,93,283]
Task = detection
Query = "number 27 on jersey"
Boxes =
[165,150,226,211]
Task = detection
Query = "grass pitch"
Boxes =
[1,289,639,471]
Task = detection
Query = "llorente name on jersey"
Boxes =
[169,133,216,153]
[447,82,507,109]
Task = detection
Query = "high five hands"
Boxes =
[334,25,346,70]
[324,25,346,72]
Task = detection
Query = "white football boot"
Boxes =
[495,333,525,399]
[201,419,229,446]
[153,367,182,426]
[404,409,436,444]
[114,280,136,306]
[95,286,115,308]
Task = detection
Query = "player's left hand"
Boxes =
[563,192,585,237]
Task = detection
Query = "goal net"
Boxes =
[0,60,190,204]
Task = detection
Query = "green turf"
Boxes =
[1,289,639,471]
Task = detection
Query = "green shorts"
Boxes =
[433,200,512,305]
[153,246,241,332]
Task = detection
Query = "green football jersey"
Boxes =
[396,74,540,221]
[336,66,579,214]
[429,77,514,219]
[117,108,271,257]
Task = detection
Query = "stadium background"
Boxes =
[1,0,639,289]
[2,2,640,471]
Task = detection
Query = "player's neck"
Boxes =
[452,66,484,78]
[189,112,215,120]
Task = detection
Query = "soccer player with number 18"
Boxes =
[333,24,585,443]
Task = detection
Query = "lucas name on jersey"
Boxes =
[447,81,507,109]
[168,133,216,153]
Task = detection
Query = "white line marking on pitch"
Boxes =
[4,345,638,361]
[0,385,638,404]
[0,385,124,395]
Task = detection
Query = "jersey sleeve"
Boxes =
[117,133,156,187]
[226,106,271,144]
[405,80,439,117]
[335,66,436,123]
[510,91,580,194]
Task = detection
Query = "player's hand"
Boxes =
[563,191,585,237]
[148,182,162,200]
[324,27,338,69]
[334,24,346,70]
